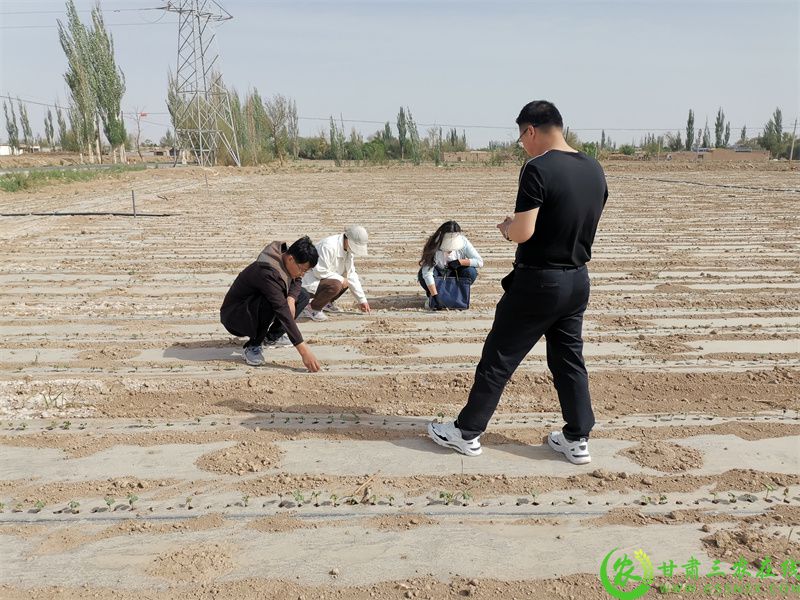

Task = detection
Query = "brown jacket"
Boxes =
[220,242,303,345]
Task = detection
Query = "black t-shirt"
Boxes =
[514,150,608,268]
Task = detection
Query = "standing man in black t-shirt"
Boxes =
[428,100,608,464]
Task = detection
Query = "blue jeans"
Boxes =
[417,266,478,297]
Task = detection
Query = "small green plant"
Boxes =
[60,420,71,430]
[310,491,321,507]
[640,495,653,506]
[566,496,577,505]
[104,496,115,510]
[185,495,194,509]
[727,492,738,504]
[68,500,80,513]
[764,484,775,501]
[330,493,339,507]
[241,494,250,508]
[0,502,5,512]
[455,490,473,505]
[127,493,138,508]
[710,491,719,504]
[387,494,395,507]
[783,487,790,502]
[291,490,305,506]
[34,500,46,512]
[439,491,454,505]
[368,494,377,506]
[530,489,539,505]
[658,495,668,505]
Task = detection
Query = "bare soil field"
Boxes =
[0,161,798,599]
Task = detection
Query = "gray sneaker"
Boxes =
[243,345,265,366]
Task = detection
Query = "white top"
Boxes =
[420,235,483,286]
[301,233,367,304]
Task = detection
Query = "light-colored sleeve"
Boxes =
[311,239,344,283]
[346,255,367,303]
[421,264,436,287]
[462,238,484,268]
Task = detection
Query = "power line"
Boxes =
[0,21,175,29]
[0,7,164,15]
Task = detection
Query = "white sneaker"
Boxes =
[547,431,591,465]
[427,421,482,456]
[322,302,343,313]
[300,306,328,322]
[264,333,292,347]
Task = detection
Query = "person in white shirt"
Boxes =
[418,220,483,310]
[300,225,371,321]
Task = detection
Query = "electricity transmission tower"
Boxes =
[163,0,240,167]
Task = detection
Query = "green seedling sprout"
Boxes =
[104,496,115,510]
[291,490,305,506]
[439,491,454,506]
[68,500,80,513]
[387,494,395,507]
[727,492,737,504]
[658,495,668,505]
[34,500,45,512]
[567,496,577,505]
[455,490,473,506]
[0,502,5,512]
[310,491,321,507]
[783,488,790,502]
[368,494,377,506]
[60,420,71,430]
[127,493,139,508]
[330,493,339,507]
[186,495,194,509]
[530,489,539,505]
[241,495,250,508]
[764,484,775,501]
[13,503,23,513]
[710,491,719,504]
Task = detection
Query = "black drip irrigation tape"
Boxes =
[0,212,174,217]
[0,507,771,525]
[608,174,800,194]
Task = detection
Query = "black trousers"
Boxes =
[456,265,594,442]
[220,290,309,347]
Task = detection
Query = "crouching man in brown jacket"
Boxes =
[221,236,321,372]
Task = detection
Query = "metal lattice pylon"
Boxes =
[163,0,240,166]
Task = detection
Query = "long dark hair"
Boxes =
[419,220,462,267]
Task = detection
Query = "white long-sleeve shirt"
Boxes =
[301,233,367,304]
[420,236,483,286]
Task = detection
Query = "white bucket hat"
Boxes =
[344,224,369,256]
[440,232,465,252]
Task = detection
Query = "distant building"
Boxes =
[668,148,770,162]
[443,150,492,164]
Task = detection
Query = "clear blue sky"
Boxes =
[1,0,798,147]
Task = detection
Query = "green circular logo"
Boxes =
[600,547,654,600]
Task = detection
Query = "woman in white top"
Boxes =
[417,220,483,310]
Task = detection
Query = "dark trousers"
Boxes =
[221,289,309,347]
[456,266,594,442]
[417,266,478,297]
